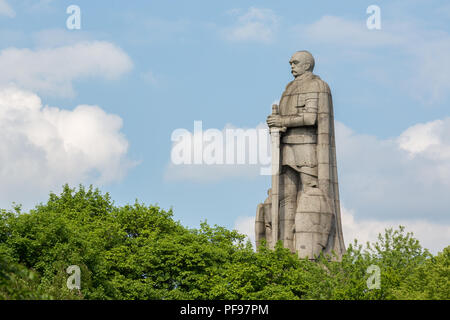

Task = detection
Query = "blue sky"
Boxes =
[0,0,449,253]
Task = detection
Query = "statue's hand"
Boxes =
[267,115,283,127]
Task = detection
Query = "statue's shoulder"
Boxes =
[284,80,295,90]
[305,75,330,94]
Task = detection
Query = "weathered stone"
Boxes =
[256,51,346,261]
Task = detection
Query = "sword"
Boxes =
[270,104,286,249]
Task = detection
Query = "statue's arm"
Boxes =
[281,98,318,127]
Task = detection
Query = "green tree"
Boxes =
[0,184,447,300]
[394,246,449,299]
[314,226,433,300]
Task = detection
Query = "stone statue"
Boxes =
[255,51,345,260]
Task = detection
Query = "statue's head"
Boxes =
[289,51,315,78]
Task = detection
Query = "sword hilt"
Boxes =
[271,104,286,132]
[272,104,279,115]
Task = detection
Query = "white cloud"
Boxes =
[336,119,450,221]
[341,206,449,255]
[0,86,135,209]
[0,41,133,97]
[398,119,450,157]
[0,0,15,18]
[223,7,279,43]
[234,216,256,248]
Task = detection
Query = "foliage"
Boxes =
[0,185,448,300]
[393,246,449,300]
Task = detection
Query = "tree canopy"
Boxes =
[0,185,448,300]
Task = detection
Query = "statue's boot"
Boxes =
[295,187,334,260]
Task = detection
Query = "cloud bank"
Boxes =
[0,86,135,209]
[223,7,279,44]
[336,119,450,222]
[0,41,133,97]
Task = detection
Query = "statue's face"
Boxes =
[289,53,310,78]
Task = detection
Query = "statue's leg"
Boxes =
[295,172,334,260]
[279,166,298,253]
[296,173,321,260]
[300,172,315,189]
